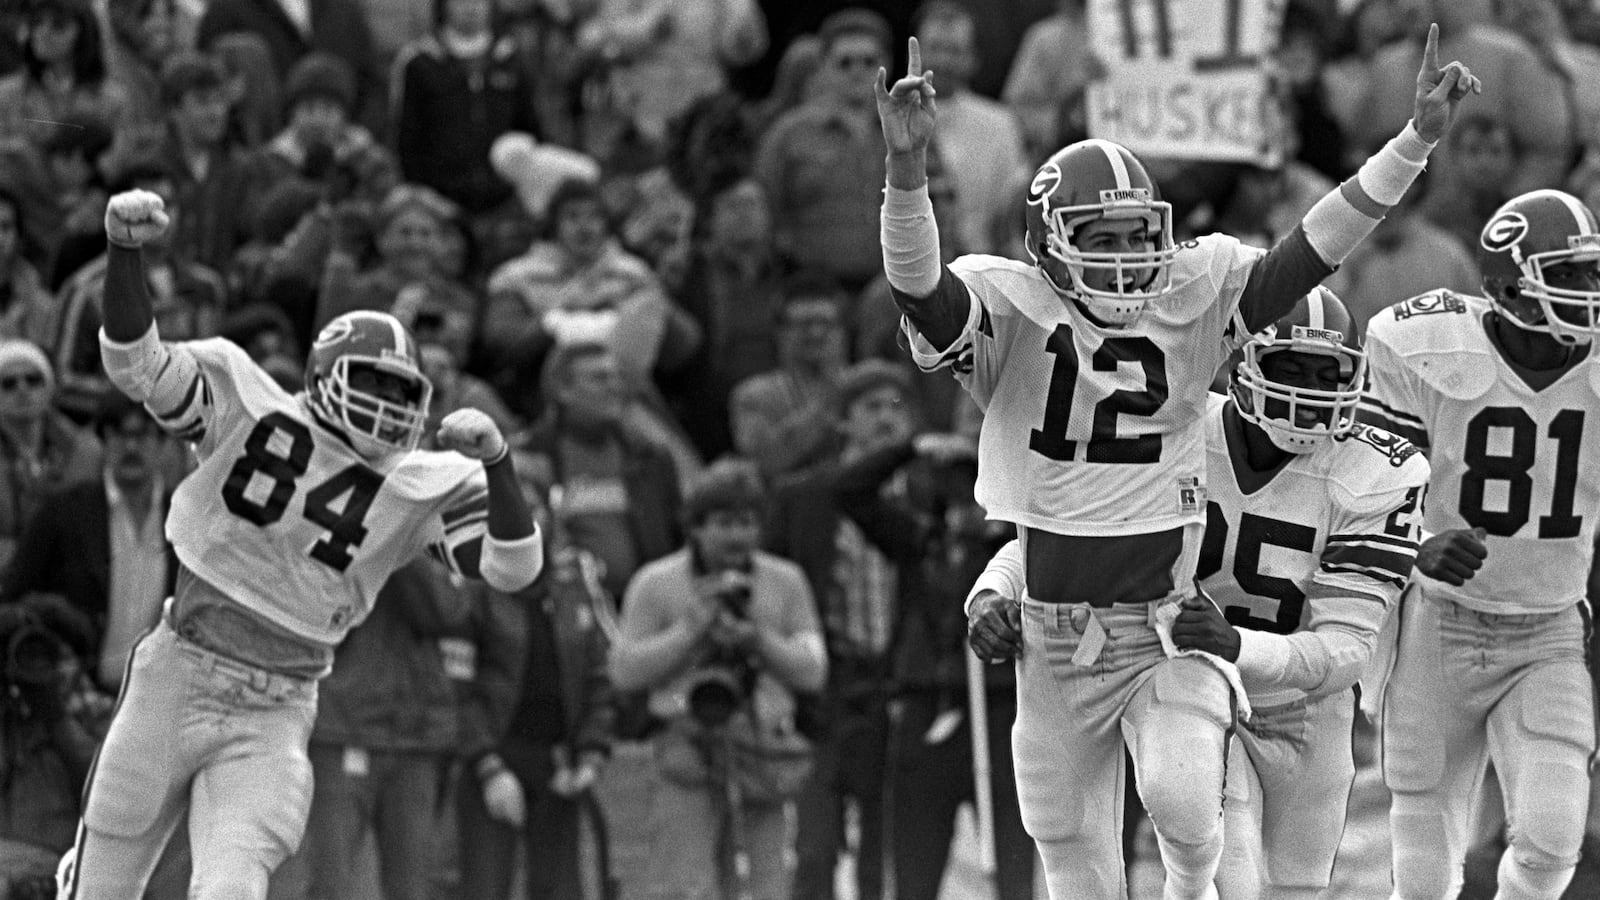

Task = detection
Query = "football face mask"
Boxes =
[306,312,433,457]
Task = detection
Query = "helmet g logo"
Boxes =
[1482,212,1530,253]
[313,317,355,350]
[1029,163,1062,202]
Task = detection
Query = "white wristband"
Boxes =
[881,183,942,296]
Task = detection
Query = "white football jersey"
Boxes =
[158,339,488,644]
[905,235,1259,536]
[1199,394,1430,706]
[1362,291,1600,614]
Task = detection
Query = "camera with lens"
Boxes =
[684,575,758,728]
[1,600,80,722]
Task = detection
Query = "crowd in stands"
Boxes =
[3,0,1600,897]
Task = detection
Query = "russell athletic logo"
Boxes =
[1481,212,1530,254]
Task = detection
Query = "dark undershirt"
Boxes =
[895,229,1330,607]
[1023,526,1183,607]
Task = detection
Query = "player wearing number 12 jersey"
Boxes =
[878,24,1474,900]
[972,289,1429,899]
[1359,189,1600,900]
[56,190,542,900]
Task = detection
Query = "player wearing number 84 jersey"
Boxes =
[1359,188,1600,900]
[55,190,543,900]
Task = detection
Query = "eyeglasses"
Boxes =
[0,372,45,392]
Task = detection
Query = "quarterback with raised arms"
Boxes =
[1360,188,1600,899]
[56,190,542,899]
[878,22,1475,900]
[975,288,1429,899]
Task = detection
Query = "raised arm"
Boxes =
[1238,24,1480,332]
[435,410,542,592]
[877,36,974,351]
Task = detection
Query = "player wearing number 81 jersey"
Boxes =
[1359,188,1600,899]
[56,190,543,900]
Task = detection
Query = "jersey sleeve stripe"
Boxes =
[1360,395,1424,428]
[152,373,203,423]
[443,512,487,536]
[1320,544,1416,581]
[441,496,489,529]
[1320,562,1407,589]
[918,338,972,372]
[1326,532,1419,551]
[1356,403,1428,447]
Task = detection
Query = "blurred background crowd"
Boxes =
[2,0,1600,898]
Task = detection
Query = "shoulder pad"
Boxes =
[950,254,1057,327]
[1367,291,1496,400]
[1147,233,1260,326]
[386,449,482,503]
[1587,357,1600,401]
[1326,423,1431,513]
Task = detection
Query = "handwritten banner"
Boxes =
[1086,0,1289,164]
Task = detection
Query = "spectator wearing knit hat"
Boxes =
[392,0,549,216]
[255,52,398,207]
[0,338,102,573]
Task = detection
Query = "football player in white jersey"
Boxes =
[976,287,1429,899]
[877,23,1474,899]
[55,191,543,900]
[1358,189,1600,900]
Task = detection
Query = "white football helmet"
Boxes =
[1024,139,1181,326]
[305,311,433,457]
[1479,189,1600,345]
[1232,286,1366,454]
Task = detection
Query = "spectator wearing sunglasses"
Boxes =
[3,392,175,691]
[0,339,102,574]
[755,8,895,297]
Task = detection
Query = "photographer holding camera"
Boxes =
[0,595,109,899]
[610,460,826,900]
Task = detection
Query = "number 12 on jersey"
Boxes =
[219,412,386,572]
[1029,322,1170,464]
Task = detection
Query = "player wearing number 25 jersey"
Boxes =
[56,190,542,900]
[880,22,1466,896]
[1360,189,1600,900]
[974,289,1429,899]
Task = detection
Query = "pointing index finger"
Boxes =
[1422,22,1438,75]
[908,36,921,77]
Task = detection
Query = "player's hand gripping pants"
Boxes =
[1013,598,1237,900]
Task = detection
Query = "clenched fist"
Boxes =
[104,190,171,248]
[437,408,507,463]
